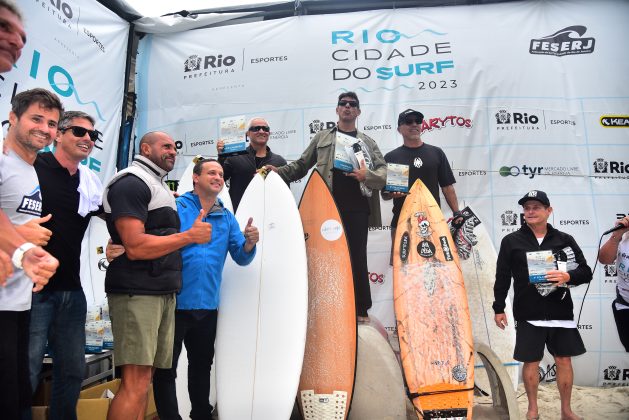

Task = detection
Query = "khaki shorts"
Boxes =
[108,293,176,369]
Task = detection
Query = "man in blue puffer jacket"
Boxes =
[153,157,259,420]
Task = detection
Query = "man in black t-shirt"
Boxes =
[382,109,461,261]
[383,109,461,225]
[216,117,287,211]
[103,132,212,420]
[29,110,104,420]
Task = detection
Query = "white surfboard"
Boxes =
[176,157,233,212]
[349,321,407,420]
[80,217,110,305]
[215,171,308,419]
[450,206,519,392]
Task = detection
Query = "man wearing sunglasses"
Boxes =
[381,109,461,262]
[27,110,105,419]
[216,117,287,211]
[267,92,387,322]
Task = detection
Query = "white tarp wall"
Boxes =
[0,1,129,304]
[135,0,629,387]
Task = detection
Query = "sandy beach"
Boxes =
[472,383,629,419]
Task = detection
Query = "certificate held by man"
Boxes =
[333,131,361,172]
[219,115,248,156]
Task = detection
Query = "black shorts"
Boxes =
[513,320,586,362]
[612,300,629,352]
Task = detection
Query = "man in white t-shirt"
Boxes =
[598,215,629,352]
[493,190,592,420]
[0,88,62,418]
[0,0,58,289]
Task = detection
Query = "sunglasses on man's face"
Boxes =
[338,100,359,108]
[61,126,101,142]
[249,125,270,133]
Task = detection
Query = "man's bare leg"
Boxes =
[136,368,154,420]
[555,356,582,420]
[107,364,153,420]
[522,361,540,419]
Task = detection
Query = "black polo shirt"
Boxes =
[35,152,103,291]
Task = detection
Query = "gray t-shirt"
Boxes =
[0,150,42,311]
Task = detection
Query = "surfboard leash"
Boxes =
[407,386,474,399]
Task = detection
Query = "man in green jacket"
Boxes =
[267,92,386,322]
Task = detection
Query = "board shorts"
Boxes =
[513,320,586,362]
[108,293,176,369]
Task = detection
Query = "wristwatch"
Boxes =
[11,242,36,269]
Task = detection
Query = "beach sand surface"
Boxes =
[457,383,629,419]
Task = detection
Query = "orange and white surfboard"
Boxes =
[298,170,356,419]
[393,179,474,419]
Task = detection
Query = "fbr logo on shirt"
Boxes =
[17,188,42,216]
[413,157,423,168]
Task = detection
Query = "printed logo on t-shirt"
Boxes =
[413,157,423,169]
[17,187,43,216]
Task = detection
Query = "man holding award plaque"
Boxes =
[266,92,387,322]
[493,190,592,420]
[217,117,287,211]
[381,109,460,262]
[381,109,460,220]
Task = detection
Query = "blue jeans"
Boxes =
[29,289,87,420]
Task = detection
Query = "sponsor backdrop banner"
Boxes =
[1,0,128,181]
[0,1,129,306]
[136,0,629,386]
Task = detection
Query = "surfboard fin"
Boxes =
[474,383,490,396]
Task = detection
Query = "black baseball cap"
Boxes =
[518,190,550,206]
[397,109,424,127]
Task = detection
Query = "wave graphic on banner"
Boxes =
[336,85,416,93]
[50,82,106,122]
[399,29,448,38]
[539,25,587,39]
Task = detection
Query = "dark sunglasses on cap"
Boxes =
[249,125,270,133]
[403,116,423,125]
[338,100,359,108]
[61,126,101,142]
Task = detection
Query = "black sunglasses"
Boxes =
[403,116,423,125]
[338,100,359,108]
[249,125,270,133]
[61,126,101,142]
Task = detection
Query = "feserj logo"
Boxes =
[529,25,595,56]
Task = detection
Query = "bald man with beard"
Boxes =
[103,132,212,420]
